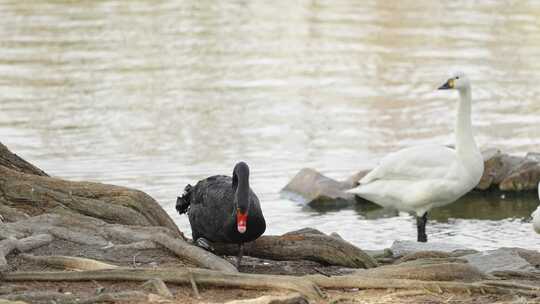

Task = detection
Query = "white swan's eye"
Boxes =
[455,76,460,80]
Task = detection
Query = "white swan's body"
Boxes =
[533,184,540,234]
[347,72,484,241]
[354,145,482,216]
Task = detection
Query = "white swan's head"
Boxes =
[438,71,470,91]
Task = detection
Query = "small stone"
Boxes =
[462,248,537,273]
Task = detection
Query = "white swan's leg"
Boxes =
[416,212,428,242]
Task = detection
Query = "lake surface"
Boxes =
[1,1,539,250]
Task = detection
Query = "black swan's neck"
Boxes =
[233,162,250,212]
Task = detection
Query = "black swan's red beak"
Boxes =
[237,208,247,233]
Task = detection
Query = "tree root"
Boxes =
[3,267,540,299]
[0,290,146,304]
[0,268,324,300]
[1,213,237,272]
[19,254,119,271]
[188,271,201,299]
[354,261,485,282]
[142,278,173,299]
[306,274,540,297]
[491,270,540,280]
[153,233,237,273]
[481,280,540,291]
[213,228,378,269]
[78,291,147,304]
[0,234,53,271]
[0,299,28,304]
[110,240,158,251]
[222,293,308,304]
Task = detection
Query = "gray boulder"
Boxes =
[476,148,523,190]
[476,148,540,191]
[281,168,369,207]
[462,248,540,273]
[499,154,540,191]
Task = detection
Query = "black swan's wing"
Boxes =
[188,175,235,242]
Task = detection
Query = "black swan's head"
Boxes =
[232,161,250,234]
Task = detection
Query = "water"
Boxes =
[1,1,539,250]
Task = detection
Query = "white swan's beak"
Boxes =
[438,79,454,90]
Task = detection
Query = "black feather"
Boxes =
[176,172,265,245]
[175,184,192,214]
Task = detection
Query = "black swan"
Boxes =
[176,162,266,266]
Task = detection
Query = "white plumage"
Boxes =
[532,183,540,234]
[347,72,484,242]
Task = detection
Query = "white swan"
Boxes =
[347,72,484,242]
[532,182,540,234]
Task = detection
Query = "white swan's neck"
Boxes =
[455,86,479,160]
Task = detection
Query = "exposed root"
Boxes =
[19,254,119,271]
[109,240,158,251]
[222,293,308,304]
[1,267,324,300]
[491,270,540,280]
[0,234,53,271]
[1,213,238,272]
[306,275,540,297]
[482,280,540,291]
[0,290,146,304]
[153,232,237,273]
[142,278,173,299]
[213,228,378,269]
[188,271,201,299]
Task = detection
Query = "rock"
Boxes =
[390,240,473,258]
[462,248,538,273]
[281,168,355,206]
[525,152,540,163]
[514,247,540,267]
[476,148,540,191]
[499,161,540,191]
[0,142,48,177]
[0,143,182,235]
[342,170,371,189]
[476,149,524,190]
